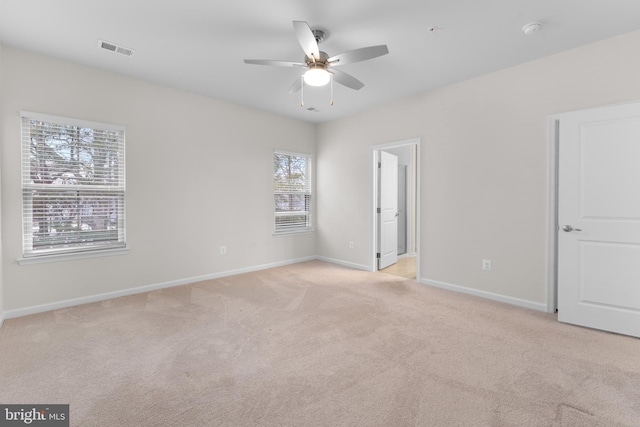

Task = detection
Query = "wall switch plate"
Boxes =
[349,241,355,249]
[482,259,491,271]
[220,246,227,255]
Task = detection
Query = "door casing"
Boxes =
[371,138,420,278]
[547,118,560,313]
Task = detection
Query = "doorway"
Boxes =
[372,138,420,280]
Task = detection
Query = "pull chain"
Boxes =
[330,74,334,106]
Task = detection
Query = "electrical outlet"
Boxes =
[220,246,227,255]
[482,259,492,271]
[349,241,355,249]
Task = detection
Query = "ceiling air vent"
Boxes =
[98,40,135,57]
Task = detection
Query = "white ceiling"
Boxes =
[1,0,640,123]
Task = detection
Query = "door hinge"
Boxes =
[376,207,381,214]
[378,162,381,168]
[376,253,380,259]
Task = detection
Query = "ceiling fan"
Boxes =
[244,21,389,101]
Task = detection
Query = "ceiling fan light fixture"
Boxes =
[304,67,331,86]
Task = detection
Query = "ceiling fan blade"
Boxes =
[293,20,320,60]
[244,59,305,67]
[328,45,389,65]
[331,69,365,90]
[288,77,303,94]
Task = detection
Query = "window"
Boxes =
[273,150,312,233]
[21,112,126,258]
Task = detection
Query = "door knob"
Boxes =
[562,225,582,232]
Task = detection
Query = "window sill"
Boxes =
[18,247,130,265]
[273,229,315,237]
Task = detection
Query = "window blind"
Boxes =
[273,150,312,233]
[21,112,126,256]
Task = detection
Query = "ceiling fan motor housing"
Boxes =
[305,51,330,69]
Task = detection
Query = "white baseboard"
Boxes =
[1,258,547,325]
[420,277,547,312]
[315,256,371,272]
[2,256,317,321]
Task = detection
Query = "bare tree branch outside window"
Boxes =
[22,114,126,256]
[273,151,311,232]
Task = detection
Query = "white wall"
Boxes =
[1,46,316,313]
[3,29,640,317]
[316,30,640,308]
[0,42,4,325]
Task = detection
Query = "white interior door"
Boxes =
[379,151,398,269]
[557,101,640,338]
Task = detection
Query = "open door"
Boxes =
[557,101,640,338]
[378,151,398,269]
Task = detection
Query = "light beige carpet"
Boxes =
[1,260,639,426]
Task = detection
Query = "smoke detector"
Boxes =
[522,22,542,36]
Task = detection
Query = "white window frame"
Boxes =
[19,111,127,263]
[273,150,313,234]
